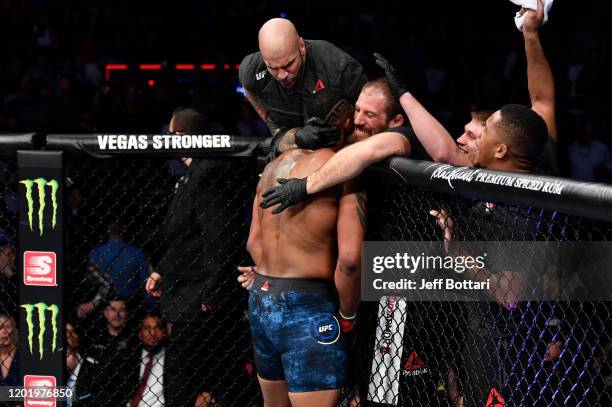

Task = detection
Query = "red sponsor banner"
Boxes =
[24,375,56,407]
[23,251,56,286]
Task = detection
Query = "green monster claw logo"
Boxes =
[20,178,58,236]
[21,303,59,359]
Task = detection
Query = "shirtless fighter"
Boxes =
[245,88,366,407]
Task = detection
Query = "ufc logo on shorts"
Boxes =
[23,251,57,286]
[319,324,333,333]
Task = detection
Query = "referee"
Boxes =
[240,18,367,158]
[146,106,229,405]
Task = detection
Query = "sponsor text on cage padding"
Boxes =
[96,134,232,150]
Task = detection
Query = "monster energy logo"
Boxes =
[20,178,59,236]
[21,303,59,359]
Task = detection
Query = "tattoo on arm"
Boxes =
[245,90,284,136]
[278,128,299,152]
[264,111,284,137]
[245,91,267,120]
[354,191,367,229]
[244,90,300,152]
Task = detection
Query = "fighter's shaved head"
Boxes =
[258,18,300,59]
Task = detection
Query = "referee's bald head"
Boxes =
[258,18,305,89]
[258,19,300,57]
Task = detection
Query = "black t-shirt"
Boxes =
[533,137,559,176]
[387,126,433,161]
[158,158,252,321]
[239,40,367,131]
[460,202,569,405]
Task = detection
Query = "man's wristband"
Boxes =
[339,310,357,320]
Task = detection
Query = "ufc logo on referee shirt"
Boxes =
[23,251,57,286]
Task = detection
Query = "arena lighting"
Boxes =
[139,64,162,70]
[104,63,242,80]
[104,64,128,81]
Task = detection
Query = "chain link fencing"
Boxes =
[345,170,612,406]
[1,138,611,406]
[0,157,18,326]
[62,154,261,406]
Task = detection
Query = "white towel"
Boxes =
[510,0,554,32]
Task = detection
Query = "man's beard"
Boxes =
[347,127,371,144]
[143,342,165,354]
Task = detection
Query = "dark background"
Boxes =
[0,2,611,404]
[1,0,611,177]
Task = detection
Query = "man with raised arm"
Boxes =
[260,0,558,213]
[390,0,557,172]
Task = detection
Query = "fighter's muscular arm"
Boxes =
[246,179,264,265]
[238,179,264,291]
[306,131,410,194]
[523,1,557,140]
[398,92,471,166]
[335,180,367,318]
[374,53,470,166]
[430,209,524,310]
[260,131,410,213]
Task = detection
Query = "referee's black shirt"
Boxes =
[239,40,367,131]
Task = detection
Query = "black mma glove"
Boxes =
[295,117,340,149]
[373,52,408,99]
[260,177,308,214]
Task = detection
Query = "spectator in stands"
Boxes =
[593,341,612,406]
[568,125,612,182]
[0,238,15,279]
[0,236,17,322]
[87,298,135,357]
[66,321,105,406]
[74,261,115,320]
[89,222,150,304]
[113,314,170,407]
[0,313,19,388]
[194,391,213,407]
[0,167,17,223]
